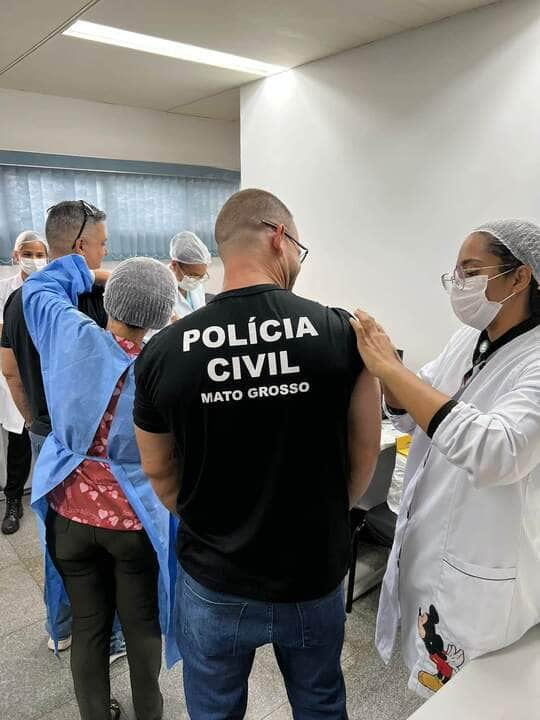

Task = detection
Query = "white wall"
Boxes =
[0,88,240,170]
[241,0,540,370]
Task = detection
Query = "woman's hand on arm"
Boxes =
[350,310,452,434]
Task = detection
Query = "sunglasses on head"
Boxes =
[47,200,98,249]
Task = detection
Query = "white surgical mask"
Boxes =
[179,275,205,292]
[19,257,47,276]
[450,272,515,330]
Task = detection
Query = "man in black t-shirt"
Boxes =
[135,189,381,718]
[1,283,107,437]
[2,201,109,446]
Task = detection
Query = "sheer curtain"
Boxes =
[0,164,239,263]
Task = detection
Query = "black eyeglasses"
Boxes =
[261,219,309,263]
[47,200,97,249]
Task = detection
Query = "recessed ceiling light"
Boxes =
[63,20,287,77]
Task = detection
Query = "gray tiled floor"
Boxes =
[0,497,423,720]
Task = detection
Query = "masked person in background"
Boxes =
[0,231,48,534]
[169,231,211,318]
[349,219,540,698]
[24,255,180,720]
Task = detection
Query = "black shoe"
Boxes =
[110,698,121,720]
[2,499,22,535]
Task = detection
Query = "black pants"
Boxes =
[3,428,32,501]
[46,510,163,720]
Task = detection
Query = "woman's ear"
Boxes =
[513,265,533,293]
[170,261,183,280]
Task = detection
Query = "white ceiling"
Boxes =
[0,0,498,121]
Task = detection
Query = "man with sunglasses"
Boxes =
[1,200,127,675]
[134,188,381,719]
[2,201,108,457]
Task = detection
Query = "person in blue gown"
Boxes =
[23,254,180,720]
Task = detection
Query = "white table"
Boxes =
[408,624,540,719]
[381,419,402,451]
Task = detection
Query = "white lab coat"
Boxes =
[0,272,24,433]
[376,324,540,699]
[174,284,206,318]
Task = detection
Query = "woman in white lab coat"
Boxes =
[169,231,211,318]
[0,231,48,534]
[350,219,540,698]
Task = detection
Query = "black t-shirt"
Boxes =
[135,284,363,602]
[1,284,108,437]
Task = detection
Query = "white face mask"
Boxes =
[450,273,515,330]
[178,275,205,292]
[19,257,47,276]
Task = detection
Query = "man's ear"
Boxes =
[270,224,286,256]
[73,237,84,255]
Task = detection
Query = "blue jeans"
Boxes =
[177,570,348,720]
[30,432,124,650]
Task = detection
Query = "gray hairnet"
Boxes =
[170,231,211,265]
[104,258,177,330]
[14,230,49,254]
[474,219,540,283]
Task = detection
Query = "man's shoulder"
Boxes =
[173,291,352,328]
[2,286,27,349]
[290,292,352,324]
[177,303,216,326]
[79,284,105,300]
[78,283,107,327]
[90,283,105,297]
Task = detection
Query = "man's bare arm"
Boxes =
[2,348,32,425]
[135,427,179,515]
[347,368,382,508]
[92,270,111,287]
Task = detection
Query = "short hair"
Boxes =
[45,201,106,255]
[215,189,293,245]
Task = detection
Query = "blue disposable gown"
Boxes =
[23,255,180,668]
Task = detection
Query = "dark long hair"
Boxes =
[486,235,540,318]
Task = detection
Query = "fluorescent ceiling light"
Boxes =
[63,20,287,76]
